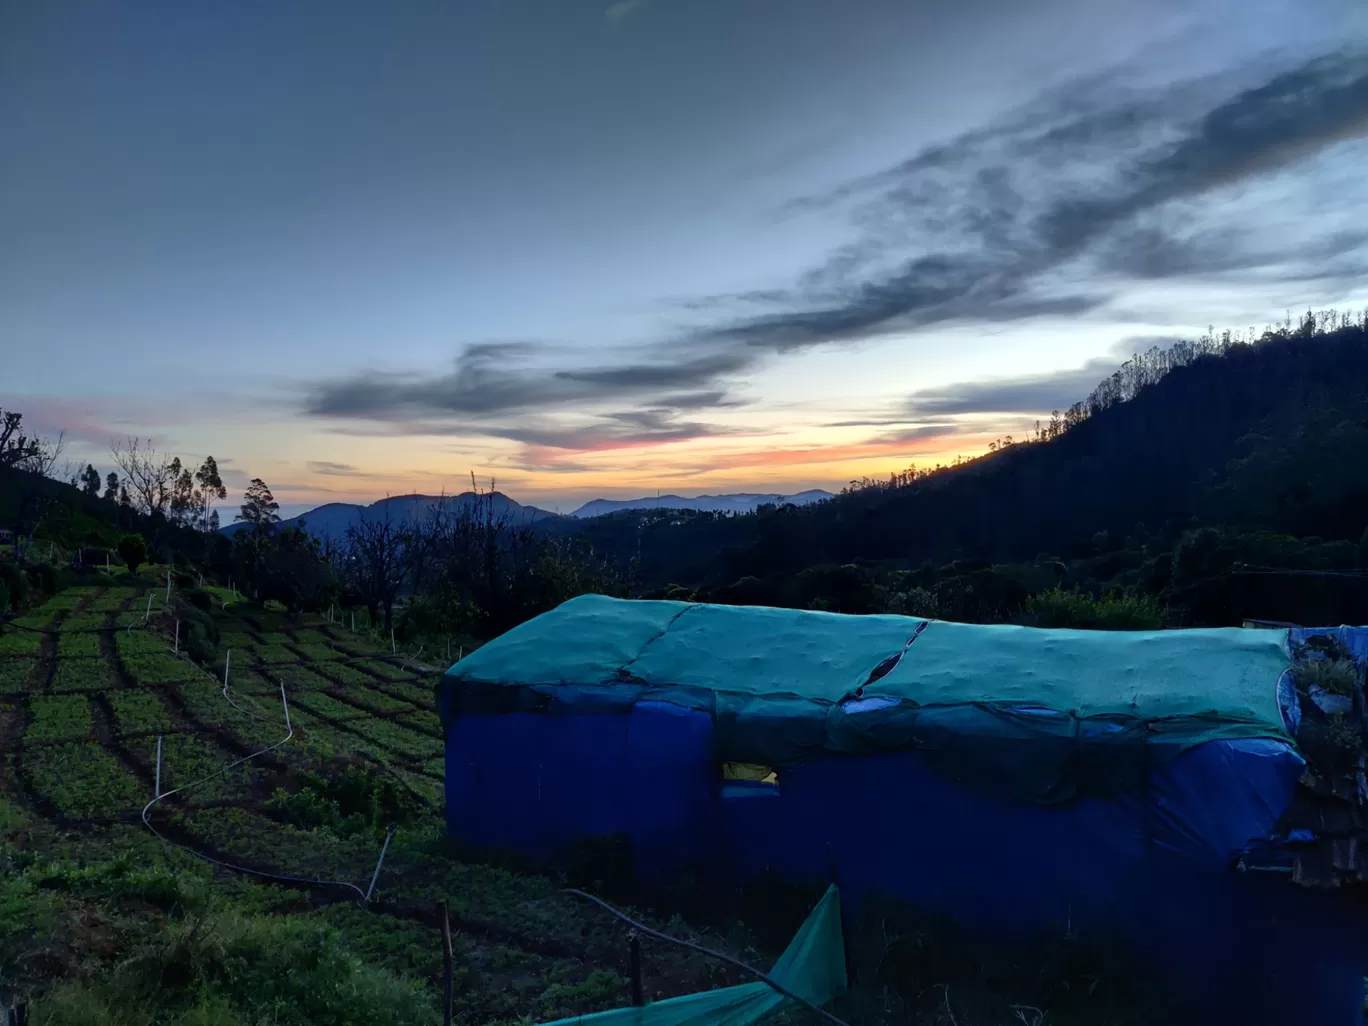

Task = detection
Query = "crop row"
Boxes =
[25,694,94,743]
[52,658,122,692]
[107,690,178,734]
[153,734,261,803]
[0,628,45,658]
[0,658,39,694]
[23,740,145,819]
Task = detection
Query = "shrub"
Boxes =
[184,588,214,612]
[1021,588,1167,630]
[0,564,28,610]
[25,561,57,596]
[118,534,149,574]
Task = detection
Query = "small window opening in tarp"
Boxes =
[723,762,778,786]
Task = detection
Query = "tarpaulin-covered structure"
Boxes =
[438,596,1368,1025]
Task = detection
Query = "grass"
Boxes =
[0,579,781,1026]
[0,576,1177,1025]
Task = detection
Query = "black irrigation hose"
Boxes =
[140,673,371,900]
[561,888,851,1026]
[0,617,155,635]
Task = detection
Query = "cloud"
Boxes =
[903,358,1124,417]
[303,338,754,453]
[697,48,1368,350]
[299,47,1368,461]
[306,460,369,477]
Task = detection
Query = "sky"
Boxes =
[4,0,1368,518]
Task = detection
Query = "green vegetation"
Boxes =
[25,694,93,742]
[117,533,149,574]
[1,580,780,1024]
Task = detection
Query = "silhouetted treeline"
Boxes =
[558,314,1368,627]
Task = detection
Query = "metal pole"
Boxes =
[364,826,395,902]
[390,628,395,654]
[144,594,152,620]
[166,569,171,603]
[174,620,180,654]
[351,610,355,632]
[439,900,454,1026]
[223,648,231,690]
[629,932,644,1006]
[155,735,163,798]
[279,679,292,732]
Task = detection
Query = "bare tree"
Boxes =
[0,410,41,469]
[342,500,413,634]
[110,437,178,516]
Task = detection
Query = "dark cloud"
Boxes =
[871,423,968,445]
[306,460,367,476]
[497,409,731,451]
[303,339,750,450]
[701,48,1368,350]
[903,358,1123,417]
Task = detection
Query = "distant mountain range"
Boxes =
[569,490,833,518]
[219,491,562,541]
[219,489,834,540]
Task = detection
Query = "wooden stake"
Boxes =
[391,628,396,654]
[629,932,643,1006]
[439,901,454,1026]
[174,620,180,653]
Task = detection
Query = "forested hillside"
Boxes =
[560,314,1368,627]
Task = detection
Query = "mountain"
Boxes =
[558,320,1368,595]
[219,491,564,541]
[570,490,833,518]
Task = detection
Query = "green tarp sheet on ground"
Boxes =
[538,885,846,1026]
[442,595,1293,802]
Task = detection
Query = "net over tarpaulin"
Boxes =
[539,885,846,1026]
[441,595,1293,802]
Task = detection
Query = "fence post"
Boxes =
[155,736,163,798]
[166,569,171,603]
[390,628,395,654]
[364,826,395,902]
[629,931,644,1006]
[223,649,231,691]
[439,900,454,1026]
[144,594,153,620]
[174,620,180,654]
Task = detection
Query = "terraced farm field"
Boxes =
[0,575,763,1025]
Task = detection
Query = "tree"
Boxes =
[341,502,411,634]
[81,464,102,497]
[194,457,227,530]
[167,456,225,530]
[117,534,149,574]
[110,438,179,516]
[236,478,280,532]
[104,472,120,502]
[255,525,337,615]
[0,410,41,469]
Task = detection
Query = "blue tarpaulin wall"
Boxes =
[441,619,1368,1026]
